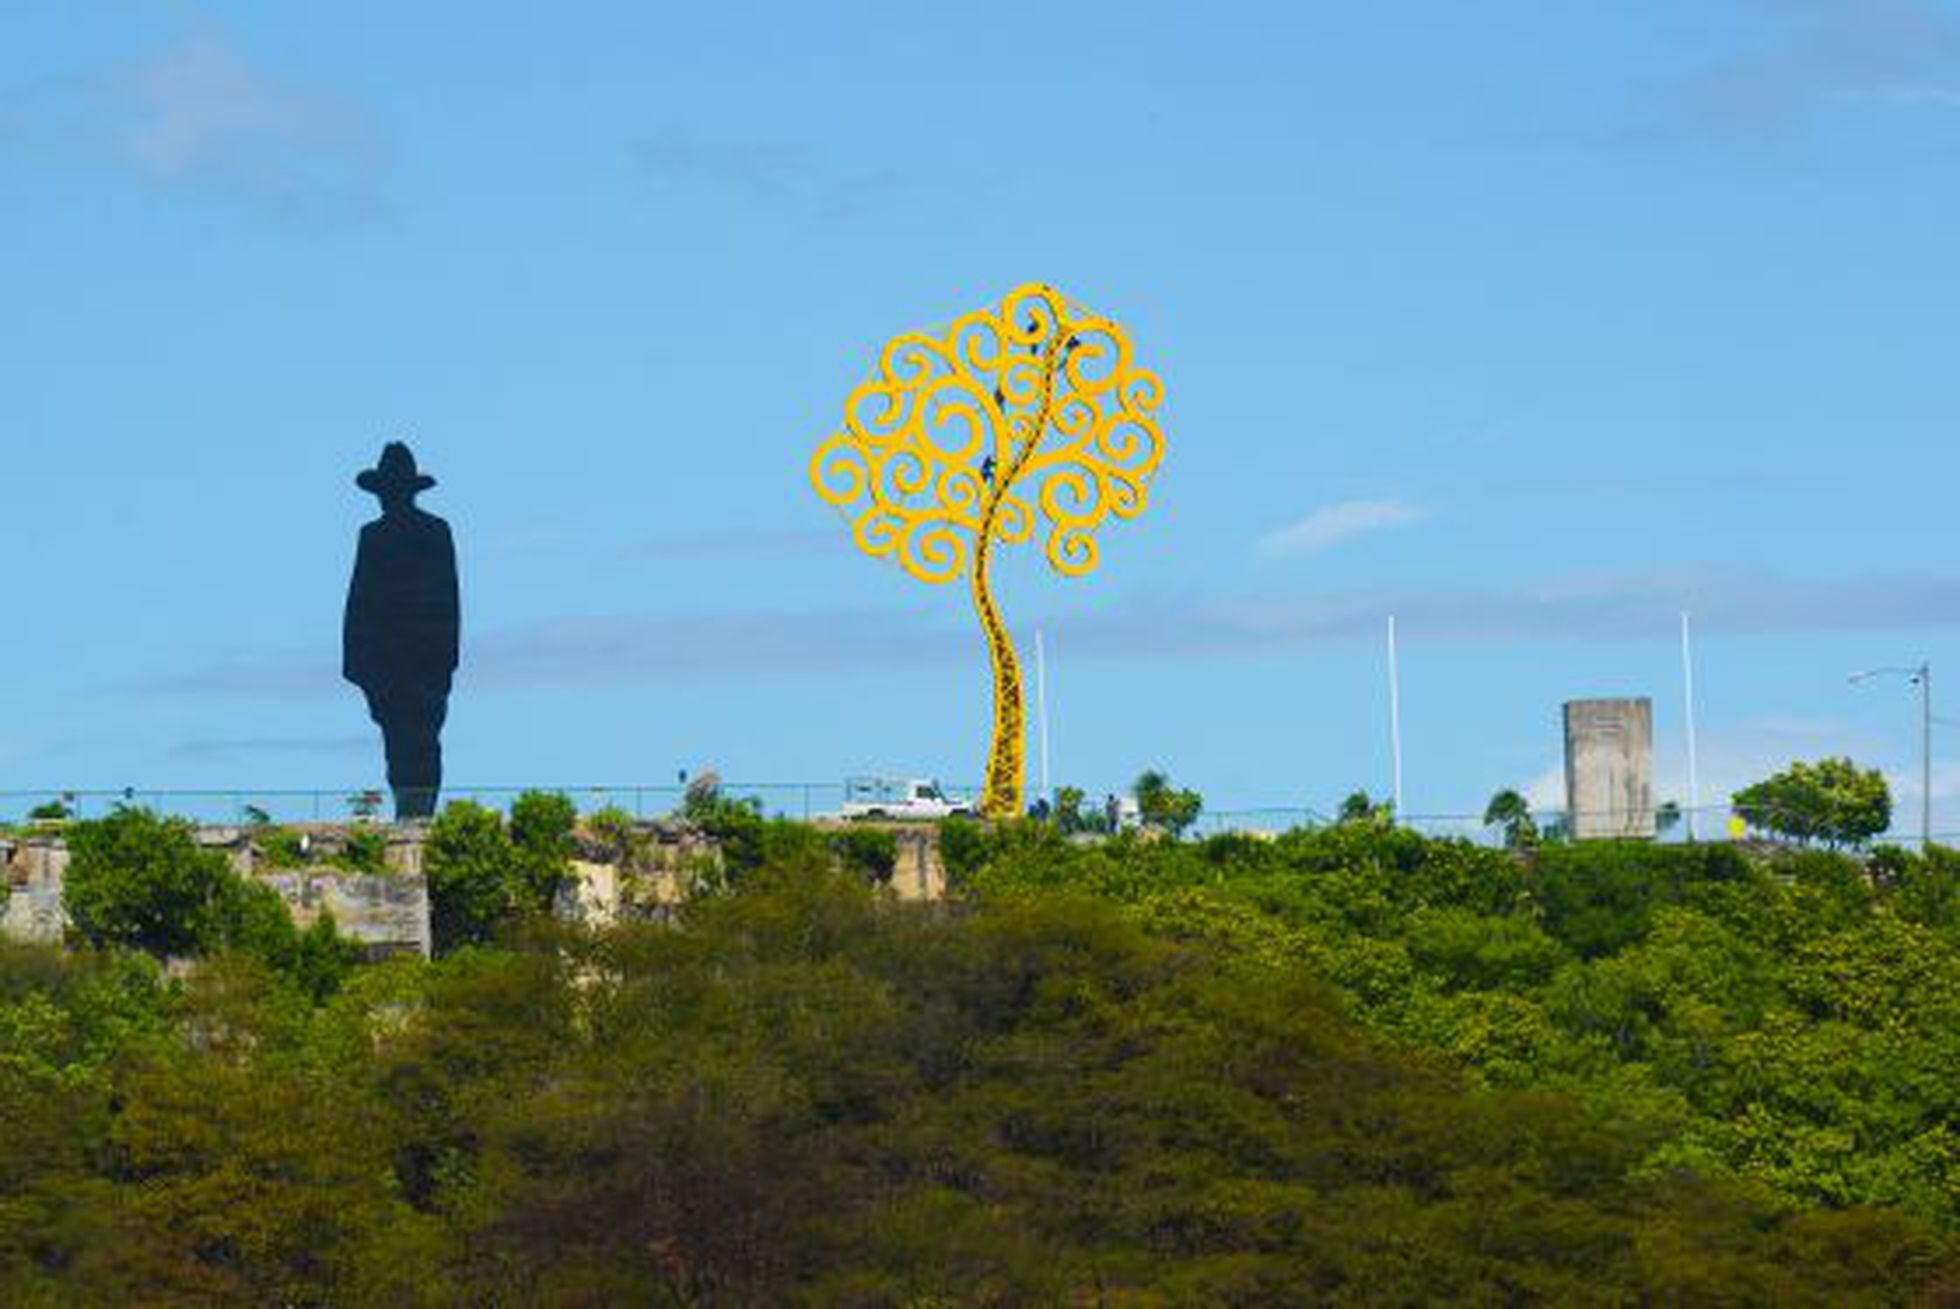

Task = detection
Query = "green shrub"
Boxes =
[61,808,357,999]
[255,826,309,869]
[1050,785,1096,834]
[1529,840,1752,958]
[1776,847,1877,927]
[424,801,517,955]
[332,827,389,875]
[211,877,359,1002]
[937,818,991,889]
[1134,768,1203,837]
[684,790,771,886]
[586,805,647,867]
[510,790,578,909]
[1893,844,1960,929]
[0,940,171,1086]
[1404,905,1568,991]
[421,793,580,954]
[1734,757,1892,848]
[832,826,898,884]
[64,809,232,958]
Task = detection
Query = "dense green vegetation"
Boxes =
[957,823,1960,1231]
[4,807,1959,1303]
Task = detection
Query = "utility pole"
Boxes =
[1850,661,1933,847]
[1921,662,1932,848]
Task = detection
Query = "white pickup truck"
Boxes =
[839,777,975,822]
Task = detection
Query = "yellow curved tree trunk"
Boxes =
[970,520,1024,819]
[970,336,1068,820]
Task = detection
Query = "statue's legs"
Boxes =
[364,683,450,820]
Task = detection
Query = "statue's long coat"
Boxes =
[343,508,459,694]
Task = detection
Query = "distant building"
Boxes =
[1563,698,1654,839]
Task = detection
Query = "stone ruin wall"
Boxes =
[0,838,69,947]
[555,821,946,929]
[1,819,948,958]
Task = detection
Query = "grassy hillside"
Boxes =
[956,823,1960,1230]
[2,812,1957,1304]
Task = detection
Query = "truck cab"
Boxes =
[839,777,974,822]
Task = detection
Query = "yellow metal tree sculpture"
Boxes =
[810,283,1165,819]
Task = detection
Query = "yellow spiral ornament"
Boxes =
[809,283,1165,818]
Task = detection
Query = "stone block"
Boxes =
[1,839,70,945]
[1563,698,1655,840]
[890,830,945,901]
[256,870,431,959]
[557,860,619,928]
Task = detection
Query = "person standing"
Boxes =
[343,442,459,820]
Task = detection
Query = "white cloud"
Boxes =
[1621,0,1960,148]
[1833,83,1960,109]
[620,527,838,562]
[632,127,914,224]
[0,21,388,221]
[1520,764,1566,813]
[1257,501,1423,557]
[170,734,369,761]
[140,564,1960,700]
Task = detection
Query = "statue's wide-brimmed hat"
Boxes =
[356,442,436,495]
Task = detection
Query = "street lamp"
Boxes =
[1849,662,1931,847]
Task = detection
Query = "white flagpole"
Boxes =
[1682,611,1700,841]
[1388,615,1404,822]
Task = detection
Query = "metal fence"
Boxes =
[1,789,1950,850]
[1198,802,1958,850]
[1404,803,1960,850]
[0,783,852,826]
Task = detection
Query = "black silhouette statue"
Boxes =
[344,442,459,820]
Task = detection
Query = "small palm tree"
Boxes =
[1483,788,1538,850]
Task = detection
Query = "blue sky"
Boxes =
[3,1,1959,830]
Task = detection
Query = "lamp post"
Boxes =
[1850,662,1931,847]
